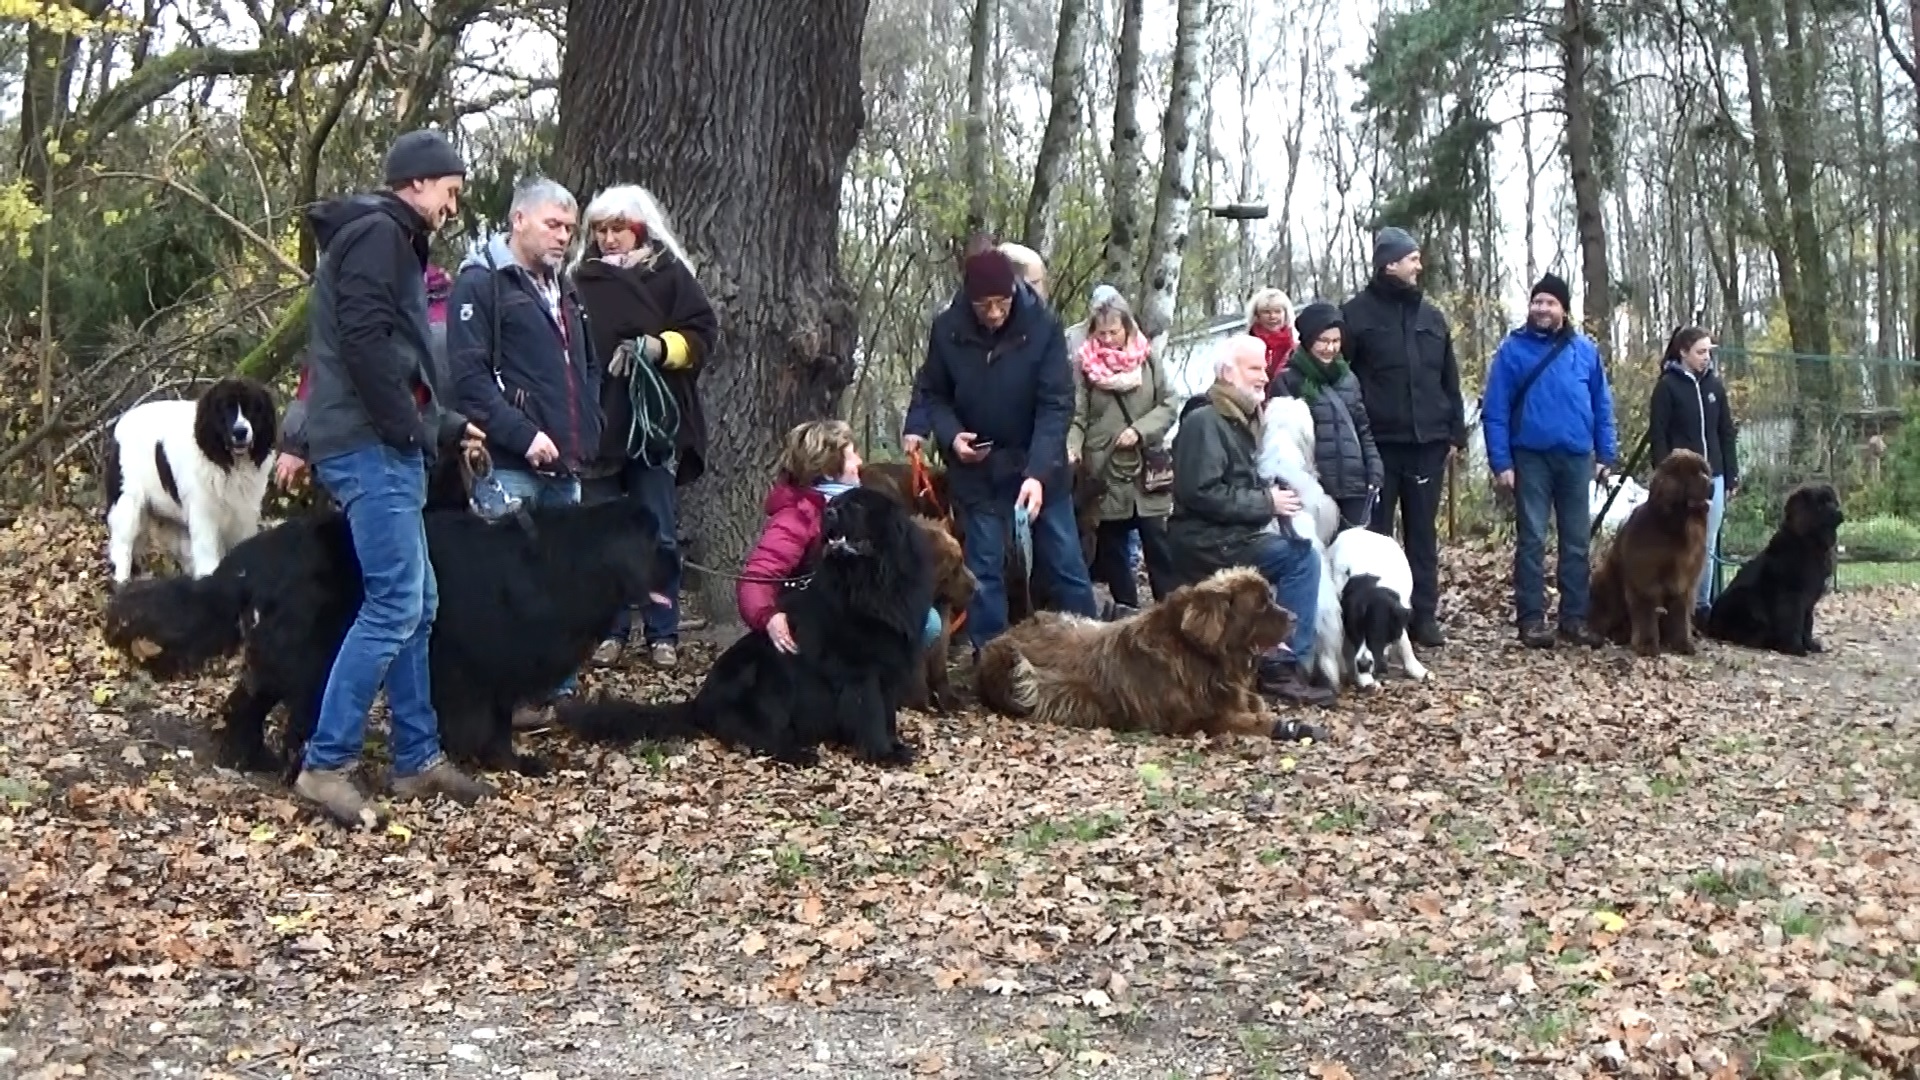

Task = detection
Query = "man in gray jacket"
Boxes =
[294,130,493,827]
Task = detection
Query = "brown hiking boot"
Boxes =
[390,758,496,805]
[294,767,386,830]
[1519,619,1556,649]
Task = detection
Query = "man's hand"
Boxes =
[526,432,560,468]
[462,423,486,455]
[952,432,990,464]
[1271,486,1302,516]
[1016,477,1044,515]
[767,612,797,654]
[1593,461,1611,483]
[1495,469,1515,491]
[1726,479,1740,499]
[903,434,925,457]
[274,454,307,490]
[1115,427,1140,450]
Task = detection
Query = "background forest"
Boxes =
[5,0,1920,584]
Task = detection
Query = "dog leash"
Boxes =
[677,558,813,589]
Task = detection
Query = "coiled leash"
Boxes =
[625,341,682,471]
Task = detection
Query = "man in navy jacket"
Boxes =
[911,248,1099,648]
[1481,273,1617,648]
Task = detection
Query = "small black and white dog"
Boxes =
[1327,527,1430,689]
[104,377,278,584]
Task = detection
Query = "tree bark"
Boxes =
[1021,0,1088,254]
[1137,0,1207,342]
[1559,0,1613,363]
[1101,0,1145,291]
[963,0,996,233]
[558,0,868,629]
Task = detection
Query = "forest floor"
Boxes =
[2,506,1917,1080]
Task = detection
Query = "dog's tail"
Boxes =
[102,563,251,679]
[552,697,704,745]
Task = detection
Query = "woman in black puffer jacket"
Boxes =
[1648,325,1739,618]
[1270,301,1383,530]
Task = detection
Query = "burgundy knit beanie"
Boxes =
[963,250,1017,301]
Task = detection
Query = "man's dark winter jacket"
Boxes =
[446,234,602,473]
[912,285,1074,504]
[1339,275,1468,448]
[1272,354,1383,500]
[1649,360,1740,484]
[1166,381,1275,578]
[572,247,718,486]
[301,192,467,462]
[903,280,1045,444]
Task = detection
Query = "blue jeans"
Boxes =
[1248,533,1320,658]
[922,608,943,650]
[494,468,583,696]
[305,444,443,776]
[1696,475,1726,611]
[960,486,1099,649]
[586,461,680,645]
[1513,448,1593,626]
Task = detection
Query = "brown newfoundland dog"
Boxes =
[906,515,976,712]
[1589,449,1715,656]
[973,567,1295,739]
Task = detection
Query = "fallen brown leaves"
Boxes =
[2,512,1916,1078]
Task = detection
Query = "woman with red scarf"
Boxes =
[1245,287,1296,382]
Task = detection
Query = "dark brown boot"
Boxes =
[1558,619,1603,648]
[390,758,496,805]
[1258,657,1336,707]
[1519,619,1556,649]
[294,767,386,830]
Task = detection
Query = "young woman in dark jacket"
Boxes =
[571,185,719,671]
[1271,301,1382,529]
[1647,325,1739,618]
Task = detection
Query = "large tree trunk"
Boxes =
[963,0,996,232]
[1101,0,1145,291]
[558,0,867,630]
[1559,0,1613,362]
[1021,0,1088,254]
[1137,0,1207,342]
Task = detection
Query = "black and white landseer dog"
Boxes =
[1326,527,1430,689]
[104,377,278,584]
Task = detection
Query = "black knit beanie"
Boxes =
[1372,227,1419,272]
[384,130,468,187]
[1530,272,1571,312]
[1293,301,1344,349]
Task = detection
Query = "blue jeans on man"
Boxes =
[304,444,445,776]
[493,467,584,696]
[1248,532,1321,660]
[1513,448,1593,633]
[580,459,682,655]
[959,483,1099,649]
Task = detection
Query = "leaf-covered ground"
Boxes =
[2,506,1916,1079]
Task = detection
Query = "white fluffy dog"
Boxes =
[1327,527,1430,689]
[105,377,279,584]
[1590,474,1647,536]
[1256,394,1347,688]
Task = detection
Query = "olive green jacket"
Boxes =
[1067,349,1179,521]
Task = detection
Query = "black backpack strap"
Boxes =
[1507,332,1575,432]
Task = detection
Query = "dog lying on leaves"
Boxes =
[1706,482,1843,656]
[1589,449,1714,657]
[102,447,665,779]
[974,567,1295,739]
[557,487,935,767]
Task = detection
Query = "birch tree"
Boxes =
[1137,0,1208,342]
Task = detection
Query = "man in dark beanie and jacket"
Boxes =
[294,128,495,827]
[911,248,1100,649]
[1481,272,1616,648]
[1340,226,1466,647]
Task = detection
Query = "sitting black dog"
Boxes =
[557,486,934,766]
[1705,482,1844,656]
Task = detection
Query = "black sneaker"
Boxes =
[1519,619,1556,649]
[1257,657,1336,707]
[1559,619,1604,648]
[1411,618,1447,648]
[1271,719,1329,743]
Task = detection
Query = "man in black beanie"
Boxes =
[1339,226,1466,647]
[292,128,495,827]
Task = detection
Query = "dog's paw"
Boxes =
[512,753,553,778]
[1806,637,1826,654]
[1355,673,1379,691]
[1403,660,1430,682]
[878,739,917,768]
[774,746,821,768]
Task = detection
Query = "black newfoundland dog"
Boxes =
[557,486,934,767]
[1705,482,1844,656]
[102,483,665,779]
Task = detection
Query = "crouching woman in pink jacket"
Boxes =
[738,420,944,653]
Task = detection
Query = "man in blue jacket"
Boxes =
[1481,273,1617,648]
[911,248,1100,648]
[446,176,602,709]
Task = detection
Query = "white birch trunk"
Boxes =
[1138,0,1208,345]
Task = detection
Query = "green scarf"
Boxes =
[1290,349,1349,403]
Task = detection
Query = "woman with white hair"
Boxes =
[1245,287,1295,381]
[1066,287,1178,610]
[572,184,719,670]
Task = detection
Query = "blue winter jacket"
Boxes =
[909,283,1074,505]
[1481,323,1617,473]
[445,235,602,473]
